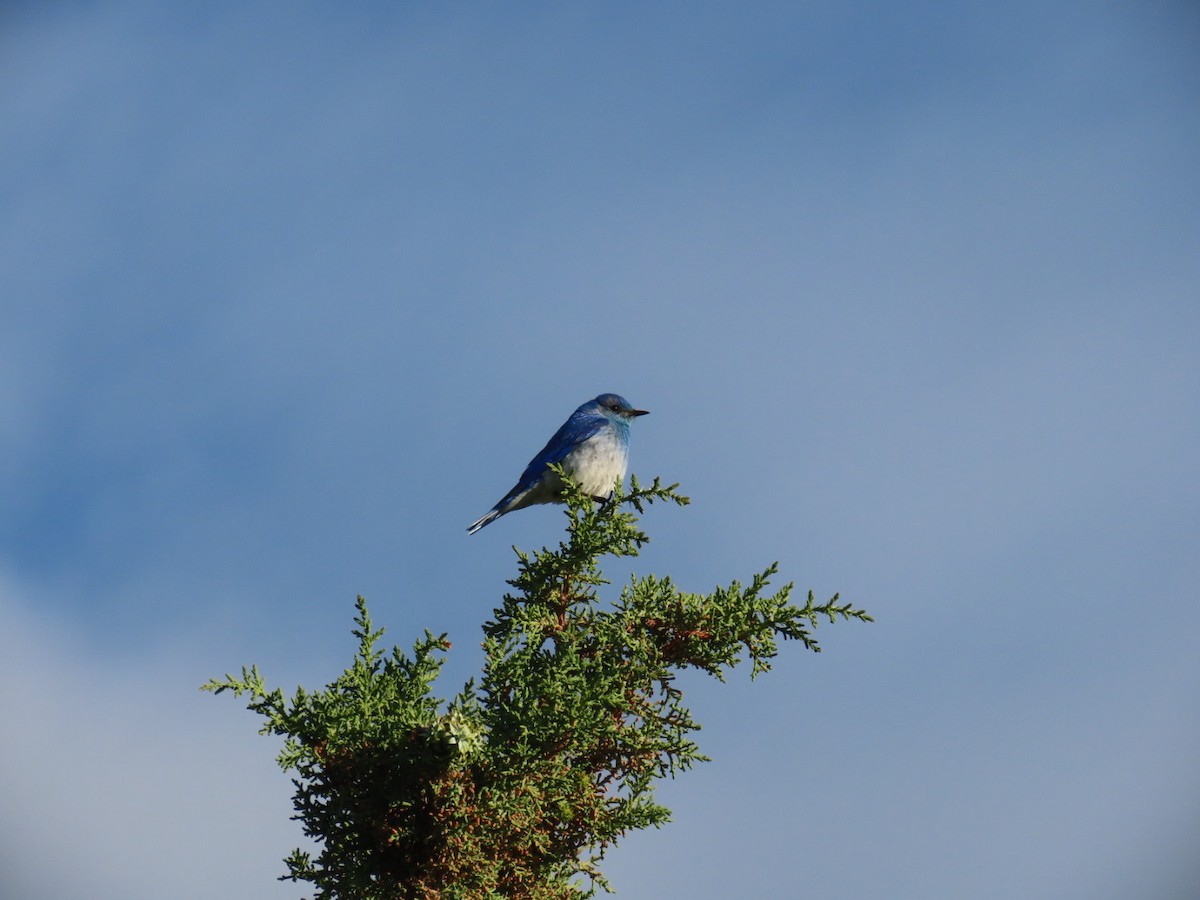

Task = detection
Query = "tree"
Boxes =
[204,472,872,898]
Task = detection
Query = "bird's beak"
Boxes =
[630,408,649,417]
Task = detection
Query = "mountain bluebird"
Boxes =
[467,393,649,534]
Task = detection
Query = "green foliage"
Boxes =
[204,473,872,898]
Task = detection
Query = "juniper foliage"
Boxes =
[204,472,872,898]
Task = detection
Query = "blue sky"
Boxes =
[2,2,1198,897]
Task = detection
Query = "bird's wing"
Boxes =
[510,413,607,493]
[476,413,608,524]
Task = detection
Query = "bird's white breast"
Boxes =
[562,428,628,498]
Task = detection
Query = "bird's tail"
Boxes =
[466,509,502,535]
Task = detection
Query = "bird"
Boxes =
[467,393,649,534]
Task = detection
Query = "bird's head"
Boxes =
[587,393,649,421]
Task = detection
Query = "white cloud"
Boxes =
[0,573,304,900]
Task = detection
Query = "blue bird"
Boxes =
[467,393,649,534]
